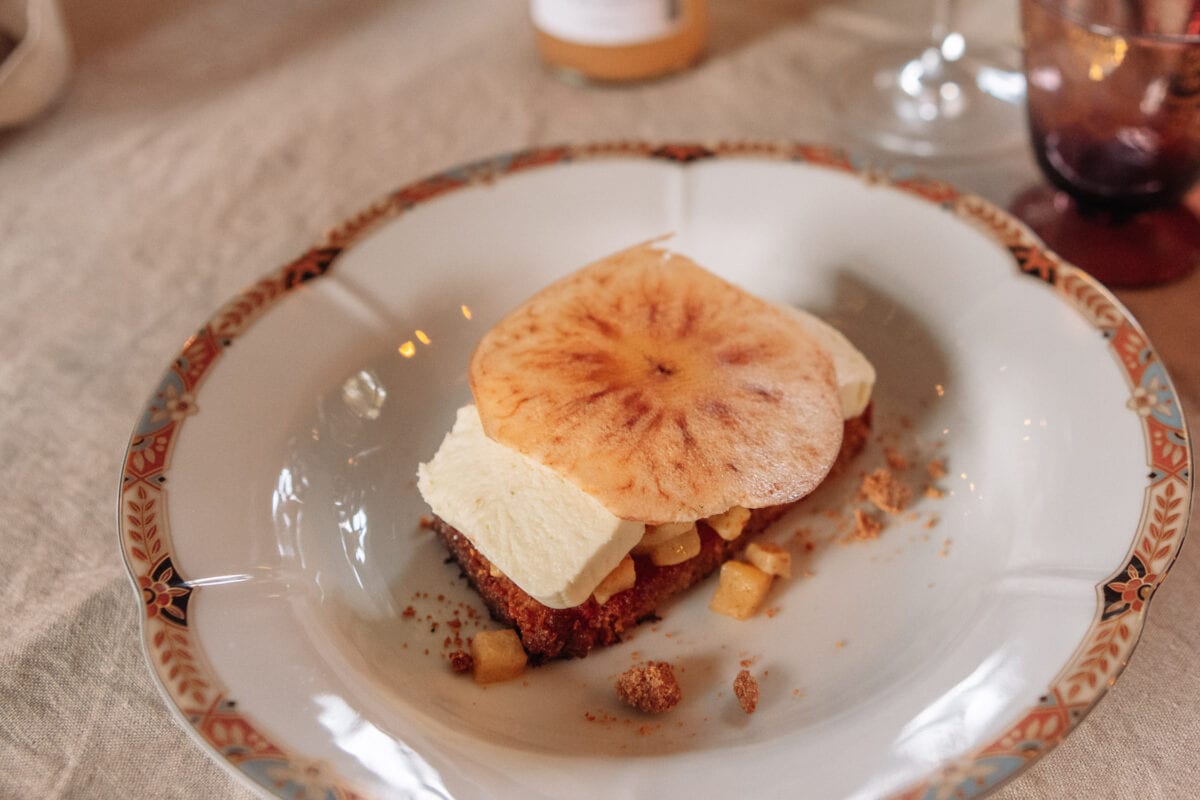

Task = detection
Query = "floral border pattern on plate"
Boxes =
[118,142,1192,800]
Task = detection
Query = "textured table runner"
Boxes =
[1,1,1196,797]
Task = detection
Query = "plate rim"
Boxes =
[116,140,1193,800]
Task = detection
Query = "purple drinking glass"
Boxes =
[1012,0,1200,286]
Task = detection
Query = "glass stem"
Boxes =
[929,0,963,57]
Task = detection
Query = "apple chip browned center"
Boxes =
[469,242,843,524]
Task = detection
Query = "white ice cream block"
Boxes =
[417,405,645,608]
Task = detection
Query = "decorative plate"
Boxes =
[119,142,1191,800]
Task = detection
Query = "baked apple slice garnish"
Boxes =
[469,241,844,525]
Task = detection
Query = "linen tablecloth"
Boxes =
[2,1,1196,797]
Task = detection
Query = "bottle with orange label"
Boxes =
[531,0,709,84]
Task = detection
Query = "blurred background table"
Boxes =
[1,1,1196,797]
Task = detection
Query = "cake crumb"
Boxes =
[401,606,416,618]
[616,661,682,714]
[861,468,912,514]
[927,459,948,480]
[448,650,474,674]
[835,640,846,649]
[923,485,946,499]
[940,537,953,558]
[734,670,759,714]
[884,447,910,470]
[853,508,884,541]
[924,515,940,529]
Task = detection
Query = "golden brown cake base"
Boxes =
[424,409,871,663]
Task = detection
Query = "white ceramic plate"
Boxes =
[119,143,1192,800]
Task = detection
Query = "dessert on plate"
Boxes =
[418,240,874,662]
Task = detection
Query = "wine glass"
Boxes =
[1010,0,1200,287]
[828,0,1027,158]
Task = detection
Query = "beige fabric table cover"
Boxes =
[1,1,1197,797]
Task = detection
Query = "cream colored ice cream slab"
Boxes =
[417,405,645,609]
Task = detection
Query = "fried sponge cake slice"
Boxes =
[424,412,870,662]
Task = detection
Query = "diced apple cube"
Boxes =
[648,525,702,566]
[593,555,636,605]
[634,521,696,553]
[745,541,792,578]
[470,629,527,684]
[705,505,751,541]
[709,561,773,620]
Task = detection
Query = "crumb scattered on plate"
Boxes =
[884,447,909,470]
[861,468,912,514]
[733,669,759,714]
[616,661,682,714]
[853,508,883,541]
